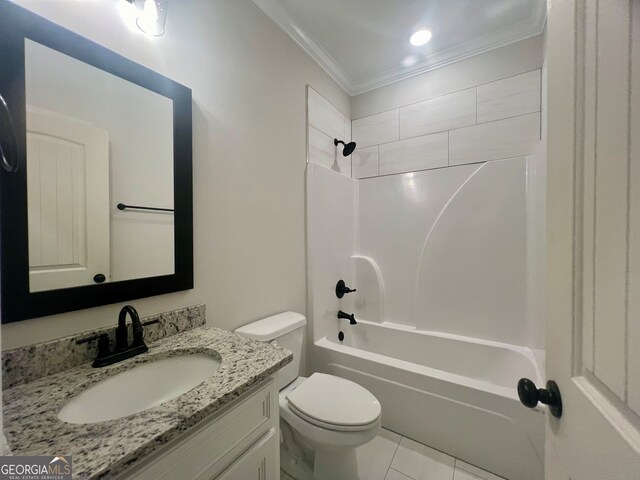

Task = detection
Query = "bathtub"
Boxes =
[311,319,545,480]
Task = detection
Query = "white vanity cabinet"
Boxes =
[118,378,279,480]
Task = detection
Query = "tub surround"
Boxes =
[2,304,205,389]
[2,325,292,480]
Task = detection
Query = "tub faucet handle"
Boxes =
[337,310,357,325]
[336,280,356,298]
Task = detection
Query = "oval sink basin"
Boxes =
[58,354,221,424]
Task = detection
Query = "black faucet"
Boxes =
[338,310,357,325]
[91,305,149,367]
[116,305,146,351]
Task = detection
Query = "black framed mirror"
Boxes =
[0,1,193,323]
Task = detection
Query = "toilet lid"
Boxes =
[286,373,381,427]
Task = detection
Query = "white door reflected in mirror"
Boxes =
[27,110,110,292]
[25,38,175,292]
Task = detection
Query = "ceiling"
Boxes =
[252,0,546,95]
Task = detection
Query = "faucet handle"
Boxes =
[90,334,112,367]
[336,280,356,298]
[96,334,110,356]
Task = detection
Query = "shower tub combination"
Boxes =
[312,319,545,480]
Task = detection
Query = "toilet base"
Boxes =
[280,441,361,480]
[280,442,313,480]
[313,447,359,480]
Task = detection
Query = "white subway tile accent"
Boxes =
[352,109,399,148]
[399,88,476,139]
[379,132,448,175]
[345,115,352,142]
[308,125,351,176]
[308,87,347,141]
[449,113,540,165]
[352,146,379,179]
[477,70,541,123]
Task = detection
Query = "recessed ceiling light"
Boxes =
[410,29,432,46]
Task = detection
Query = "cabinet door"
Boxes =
[214,428,278,480]
[119,379,278,480]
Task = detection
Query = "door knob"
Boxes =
[93,273,106,283]
[518,378,563,418]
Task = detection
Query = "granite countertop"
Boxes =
[3,326,292,479]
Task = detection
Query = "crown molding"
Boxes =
[253,0,547,96]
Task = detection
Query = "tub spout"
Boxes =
[338,310,357,325]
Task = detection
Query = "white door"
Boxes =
[26,110,110,292]
[545,0,640,478]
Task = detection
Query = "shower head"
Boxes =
[334,138,357,157]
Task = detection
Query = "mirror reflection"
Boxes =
[25,39,174,293]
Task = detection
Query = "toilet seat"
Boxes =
[286,373,381,432]
[279,378,381,450]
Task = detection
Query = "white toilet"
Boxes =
[235,312,381,480]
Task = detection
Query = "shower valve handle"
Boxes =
[517,378,563,418]
[336,280,356,298]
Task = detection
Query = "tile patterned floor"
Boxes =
[280,428,506,480]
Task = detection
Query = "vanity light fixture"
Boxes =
[410,28,432,46]
[122,0,169,36]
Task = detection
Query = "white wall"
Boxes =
[26,39,175,282]
[3,0,350,349]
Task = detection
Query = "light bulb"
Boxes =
[136,0,165,36]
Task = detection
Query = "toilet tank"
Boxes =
[234,312,306,390]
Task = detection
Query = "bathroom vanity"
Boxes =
[121,379,280,480]
[2,316,291,480]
